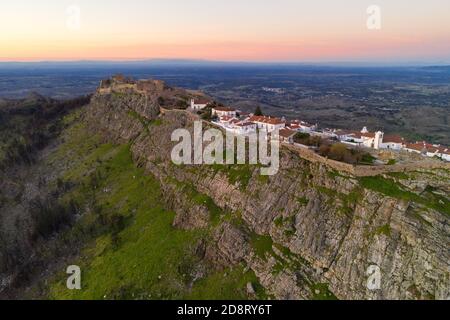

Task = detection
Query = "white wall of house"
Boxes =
[300,125,317,133]
[213,109,237,117]
[374,131,384,150]
[380,142,403,150]
[362,137,375,148]
[341,141,361,147]
[233,124,257,135]
[281,135,295,143]
[255,122,285,133]
[190,99,209,110]
[404,148,422,154]
[440,153,450,161]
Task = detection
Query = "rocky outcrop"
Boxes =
[87,89,160,143]
[85,79,450,300]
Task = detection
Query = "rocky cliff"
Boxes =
[83,79,450,300]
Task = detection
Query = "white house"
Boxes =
[288,120,317,133]
[419,143,450,161]
[190,98,210,110]
[337,128,384,150]
[231,122,257,135]
[278,129,297,143]
[380,135,406,151]
[212,107,237,118]
[218,115,235,124]
[437,148,450,161]
[404,142,425,155]
[335,130,358,142]
[249,116,286,133]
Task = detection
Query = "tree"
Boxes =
[200,108,212,121]
[254,106,263,116]
[176,99,188,110]
[329,143,348,161]
[293,132,310,144]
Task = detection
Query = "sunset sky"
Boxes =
[1,0,449,63]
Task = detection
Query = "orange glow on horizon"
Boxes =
[1,0,449,63]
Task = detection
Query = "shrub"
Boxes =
[387,159,397,165]
[294,133,323,147]
[293,132,310,143]
[29,197,78,241]
[318,142,375,165]
[200,107,213,121]
[176,99,188,110]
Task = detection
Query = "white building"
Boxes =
[288,120,318,133]
[404,142,450,161]
[437,149,450,161]
[373,131,384,150]
[278,129,297,144]
[190,98,210,110]
[230,122,257,135]
[218,115,236,124]
[249,116,286,133]
[212,107,237,118]
[336,128,384,150]
[380,135,406,151]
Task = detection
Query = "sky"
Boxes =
[1,0,449,63]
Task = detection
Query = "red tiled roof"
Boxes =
[335,130,358,137]
[405,143,424,152]
[288,120,313,127]
[383,135,405,144]
[220,116,233,122]
[249,116,285,125]
[193,97,210,105]
[235,122,255,127]
[278,129,297,138]
[360,132,376,139]
[421,143,450,155]
[214,107,236,112]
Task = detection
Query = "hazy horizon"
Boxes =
[0,59,449,68]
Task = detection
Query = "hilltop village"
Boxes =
[191,101,450,163]
[103,75,450,164]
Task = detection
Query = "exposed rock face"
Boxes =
[85,79,450,300]
[87,90,160,143]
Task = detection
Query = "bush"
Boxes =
[294,133,323,147]
[29,197,78,241]
[318,142,375,165]
[176,99,188,110]
[199,107,213,121]
[293,132,310,143]
[387,159,397,165]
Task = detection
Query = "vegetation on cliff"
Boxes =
[1,81,449,300]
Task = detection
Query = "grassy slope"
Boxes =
[46,111,261,300]
[360,175,450,217]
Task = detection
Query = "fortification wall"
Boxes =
[283,143,450,176]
